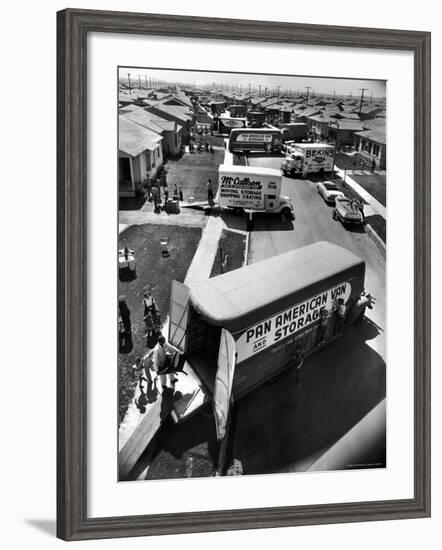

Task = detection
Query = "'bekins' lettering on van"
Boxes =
[235,282,351,363]
[305,148,335,158]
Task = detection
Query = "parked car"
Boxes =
[317,181,345,204]
[333,197,364,225]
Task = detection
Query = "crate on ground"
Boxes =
[166,199,180,214]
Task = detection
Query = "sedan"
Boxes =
[317,181,345,204]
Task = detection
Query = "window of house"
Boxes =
[372,144,380,157]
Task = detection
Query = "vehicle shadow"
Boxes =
[233,322,386,475]
[145,404,219,478]
[220,211,248,232]
[345,224,366,234]
[250,212,294,232]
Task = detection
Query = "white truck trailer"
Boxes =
[281,143,335,178]
[217,164,294,219]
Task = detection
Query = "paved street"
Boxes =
[247,155,385,356]
[231,155,386,474]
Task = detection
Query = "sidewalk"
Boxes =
[336,167,386,220]
[185,216,224,285]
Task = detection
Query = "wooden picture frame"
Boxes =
[57,8,431,541]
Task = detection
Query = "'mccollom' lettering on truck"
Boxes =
[219,176,265,208]
[235,282,351,362]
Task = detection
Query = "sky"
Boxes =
[118,66,386,98]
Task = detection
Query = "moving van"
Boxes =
[228,128,282,153]
[169,241,369,424]
[217,164,293,219]
[281,143,335,177]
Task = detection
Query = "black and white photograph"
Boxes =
[117,66,386,482]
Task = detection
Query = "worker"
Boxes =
[132,356,150,387]
[334,298,347,334]
[163,182,169,208]
[151,185,160,212]
[143,291,158,316]
[118,296,132,352]
[316,307,330,345]
[152,335,181,392]
[207,179,214,206]
[355,291,375,325]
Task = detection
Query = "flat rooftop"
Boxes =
[188,241,364,332]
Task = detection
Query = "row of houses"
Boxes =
[118,88,195,197]
[244,95,387,169]
[201,88,386,168]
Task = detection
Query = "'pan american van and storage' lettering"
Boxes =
[235,282,351,362]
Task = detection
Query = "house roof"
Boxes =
[118,91,136,104]
[250,96,268,105]
[260,97,281,108]
[309,112,336,124]
[120,105,180,132]
[358,105,383,115]
[354,128,386,144]
[361,118,386,130]
[148,103,192,123]
[339,112,361,120]
[161,94,194,109]
[333,120,365,131]
[121,107,165,135]
[119,116,163,157]
[295,107,321,118]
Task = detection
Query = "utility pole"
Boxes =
[137,74,141,89]
[358,88,368,115]
[259,84,261,96]
[276,86,281,100]
[127,73,132,94]
[333,90,335,100]
[305,86,311,106]
[144,75,148,89]
[248,83,251,95]
[264,86,267,97]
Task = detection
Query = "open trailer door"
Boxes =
[213,329,237,441]
[169,280,211,423]
[168,280,190,353]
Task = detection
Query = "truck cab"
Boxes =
[281,154,304,177]
[262,193,293,218]
[281,143,335,178]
